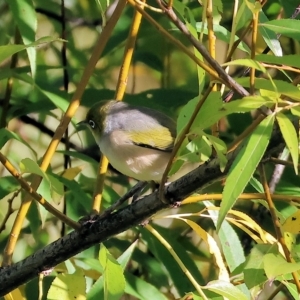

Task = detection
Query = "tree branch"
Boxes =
[0,125,285,295]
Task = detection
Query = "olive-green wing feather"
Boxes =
[128,127,175,152]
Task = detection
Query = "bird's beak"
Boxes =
[76,120,88,130]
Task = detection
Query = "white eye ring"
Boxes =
[88,120,96,129]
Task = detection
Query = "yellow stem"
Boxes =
[250,9,259,94]
[259,164,300,293]
[92,0,145,213]
[205,0,219,144]
[159,86,214,201]
[2,0,127,266]
[182,193,300,204]
[128,0,222,83]
[146,224,208,300]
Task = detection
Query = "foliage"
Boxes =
[0,0,300,299]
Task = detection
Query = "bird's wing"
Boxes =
[127,126,175,152]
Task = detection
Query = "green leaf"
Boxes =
[282,280,300,300]
[19,159,64,205]
[0,176,20,200]
[276,113,298,174]
[12,72,70,112]
[0,38,63,68]
[256,54,300,69]
[47,269,86,300]
[8,0,37,77]
[19,158,46,178]
[56,150,98,166]
[264,253,300,279]
[124,272,168,300]
[291,106,300,117]
[179,135,212,163]
[223,59,267,73]
[205,201,245,273]
[258,11,282,57]
[236,77,300,101]
[52,175,92,212]
[87,242,137,300]
[140,226,204,295]
[243,244,277,288]
[177,93,221,134]
[202,280,248,300]
[259,19,300,40]
[0,128,36,156]
[177,93,273,135]
[204,134,228,172]
[117,240,138,269]
[218,114,274,230]
[196,23,250,53]
[98,245,125,300]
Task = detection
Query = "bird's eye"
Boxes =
[88,120,96,129]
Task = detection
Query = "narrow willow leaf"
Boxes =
[178,218,229,281]
[178,93,273,135]
[291,106,300,117]
[204,134,227,172]
[8,0,37,77]
[0,128,36,156]
[196,23,250,53]
[260,19,300,40]
[258,11,282,56]
[256,54,300,69]
[0,37,64,64]
[282,210,300,234]
[264,253,300,279]
[282,281,299,300]
[244,244,277,289]
[19,158,47,178]
[237,77,300,101]
[204,201,245,273]
[276,113,299,174]
[223,59,267,73]
[47,269,86,300]
[12,72,69,111]
[217,114,275,230]
[87,242,136,300]
[125,272,168,300]
[140,227,204,294]
[202,280,248,300]
[98,245,125,300]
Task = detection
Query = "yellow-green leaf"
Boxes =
[276,113,299,174]
[218,114,274,230]
[47,270,86,300]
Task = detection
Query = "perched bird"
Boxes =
[79,100,176,182]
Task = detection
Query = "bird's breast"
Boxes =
[98,131,171,181]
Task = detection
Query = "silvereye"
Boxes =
[80,100,176,181]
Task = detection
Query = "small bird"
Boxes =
[79,100,176,182]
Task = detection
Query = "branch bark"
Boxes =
[0,124,285,295]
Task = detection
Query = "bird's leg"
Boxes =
[99,181,148,219]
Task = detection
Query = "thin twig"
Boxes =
[99,181,148,220]
[0,152,80,232]
[159,86,214,201]
[61,0,70,237]
[0,29,21,128]
[2,0,127,266]
[128,0,221,82]
[259,164,300,294]
[0,190,20,233]
[156,0,249,97]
